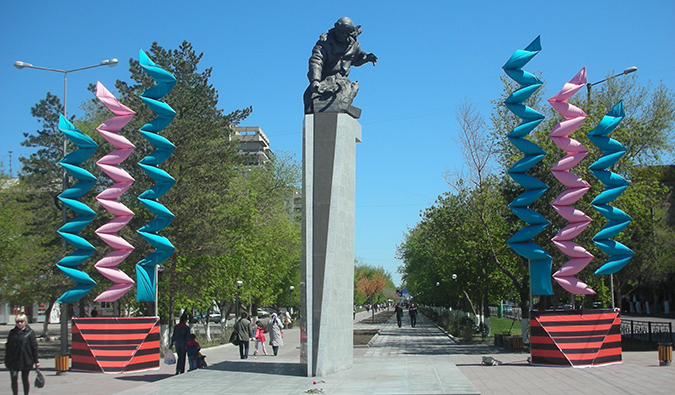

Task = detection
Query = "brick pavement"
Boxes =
[0,310,673,394]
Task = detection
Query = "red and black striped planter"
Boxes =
[71,317,160,373]
[530,309,621,367]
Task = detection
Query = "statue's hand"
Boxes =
[310,80,321,93]
[366,53,378,65]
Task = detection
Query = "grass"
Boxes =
[489,317,522,336]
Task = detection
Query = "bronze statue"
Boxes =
[303,17,377,118]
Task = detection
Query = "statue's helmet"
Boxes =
[334,17,356,32]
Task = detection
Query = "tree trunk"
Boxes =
[168,255,178,337]
[205,307,212,341]
[519,285,530,320]
[463,290,477,316]
[43,299,55,338]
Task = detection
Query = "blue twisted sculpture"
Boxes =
[502,36,553,295]
[135,49,177,302]
[56,115,98,303]
[587,101,634,275]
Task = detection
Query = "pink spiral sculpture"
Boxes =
[548,68,595,294]
[94,81,137,302]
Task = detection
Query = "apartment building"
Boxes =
[232,126,272,166]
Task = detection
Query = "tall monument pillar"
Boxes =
[301,113,361,376]
[300,16,376,377]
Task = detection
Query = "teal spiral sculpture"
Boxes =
[502,36,553,295]
[587,101,633,275]
[135,49,177,302]
[56,115,98,303]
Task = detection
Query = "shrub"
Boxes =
[459,316,475,342]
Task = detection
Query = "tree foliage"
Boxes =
[354,262,395,306]
[6,41,302,332]
[398,73,675,311]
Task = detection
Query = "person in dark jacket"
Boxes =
[170,314,190,374]
[408,303,418,327]
[395,303,403,327]
[234,311,253,359]
[5,313,39,395]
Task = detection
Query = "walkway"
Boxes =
[0,311,673,394]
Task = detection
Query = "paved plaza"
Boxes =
[0,311,673,394]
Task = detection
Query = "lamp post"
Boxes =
[585,65,637,310]
[14,58,118,360]
[288,285,295,314]
[586,66,638,108]
[452,274,459,335]
[235,280,243,317]
[154,265,165,317]
[435,281,440,309]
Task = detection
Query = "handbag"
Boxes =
[229,330,240,345]
[34,368,45,389]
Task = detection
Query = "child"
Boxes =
[186,334,201,371]
[253,320,267,357]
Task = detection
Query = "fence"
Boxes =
[489,306,522,321]
[621,319,673,343]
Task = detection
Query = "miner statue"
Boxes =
[303,17,377,118]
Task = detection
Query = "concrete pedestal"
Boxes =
[301,113,361,377]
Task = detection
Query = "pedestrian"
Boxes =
[170,314,190,374]
[253,320,267,357]
[284,310,293,329]
[234,311,253,359]
[409,303,418,327]
[5,313,39,395]
[395,303,403,328]
[268,310,284,356]
[186,334,201,371]
[90,307,98,317]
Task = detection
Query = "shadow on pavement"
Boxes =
[115,373,174,382]
[207,360,306,377]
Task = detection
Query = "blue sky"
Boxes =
[2,1,674,286]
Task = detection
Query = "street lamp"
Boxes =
[235,280,243,317]
[435,282,440,308]
[288,285,295,314]
[586,66,638,106]
[154,265,165,317]
[452,274,459,335]
[14,58,118,360]
[585,65,637,310]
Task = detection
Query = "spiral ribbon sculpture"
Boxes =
[94,82,137,302]
[135,49,177,302]
[587,101,634,275]
[56,115,98,303]
[548,68,596,294]
[503,36,553,295]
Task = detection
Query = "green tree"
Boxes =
[6,93,73,337]
[399,72,675,316]
[490,72,675,308]
[106,41,253,324]
[354,262,395,314]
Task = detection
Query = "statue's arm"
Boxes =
[351,42,377,67]
[307,42,326,92]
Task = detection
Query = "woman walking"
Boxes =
[5,313,39,395]
[268,311,284,356]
